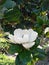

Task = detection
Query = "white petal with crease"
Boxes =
[29,29,38,42]
[22,42,35,49]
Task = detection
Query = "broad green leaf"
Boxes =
[8,44,22,54]
[15,50,32,65]
[4,7,22,22]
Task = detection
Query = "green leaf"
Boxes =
[36,48,45,54]
[32,48,46,60]
[15,55,25,65]
[15,50,32,65]
[0,0,16,19]
[37,16,44,26]
[35,27,43,35]
[4,7,22,22]
[34,53,46,60]
[8,44,22,54]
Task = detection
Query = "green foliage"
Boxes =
[0,54,15,65]
[0,38,9,49]
[32,48,46,60]
[0,0,49,65]
[0,0,16,19]
[42,0,49,10]
[37,16,49,26]
[0,0,6,5]
[4,0,16,9]
[15,50,31,65]
[15,38,46,65]
[4,7,22,22]
[8,44,23,54]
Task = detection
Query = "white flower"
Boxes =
[44,27,49,34]
[8,29,38,49]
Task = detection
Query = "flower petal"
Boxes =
[29,29,38,42]
[14,36,23,44]
[14,29,29,43]
[22,29,29,43]
[14,29,23,36]
[14,29,23,44]
[22,42,35,49]
[9,29,38,44]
